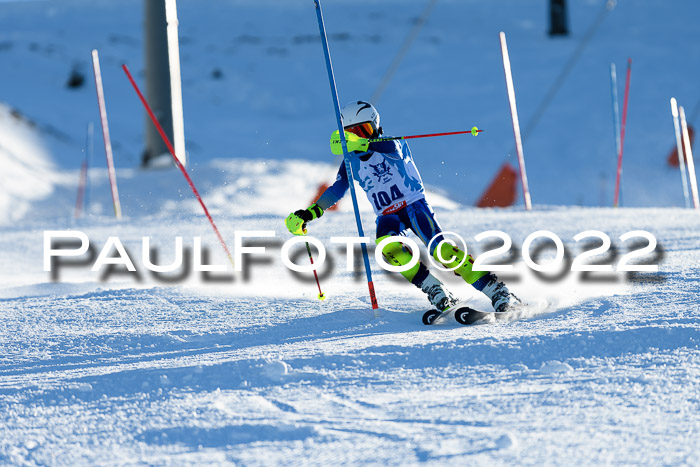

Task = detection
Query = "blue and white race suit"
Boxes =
[317,138,425,216]
[316,138,445,254]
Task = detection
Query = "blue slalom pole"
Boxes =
[609,63,622,206]
[313,0,379,311]
[609,64,621,163]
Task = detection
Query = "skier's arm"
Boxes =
[368,139,402,160]
[285,203,323,236]
[330,131,369,155]
[285,162,348,235]
[329,131,401,159]
[315,161,349,211]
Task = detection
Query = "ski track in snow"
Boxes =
[1,204,699,465]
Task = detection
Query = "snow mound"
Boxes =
[495,433,518,450]
[0,102,56,224]
[539,360,574,374]
[261,359,290,381]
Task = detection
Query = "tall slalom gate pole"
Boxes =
[92,49,122,219]
[164,0,186,166]
[670,98,691,208]
[613,58,631,208]
[609,63,622,205]
[499,32,532,211]
[313,0,379,312]
[84,122,94,213]
[679,106,700,210]
[122,64,235,266]
[74,159,87,219]
[74,123,94,219]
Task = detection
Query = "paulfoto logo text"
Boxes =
[43,229,660,284]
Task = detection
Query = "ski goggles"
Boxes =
[345,121,375,138]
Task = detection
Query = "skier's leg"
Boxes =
[432,242,521,312]
[407,200,520,312]
[375,212,455,311]
[431,241,489,285]
[375,214,422,283]
[478,276,521,312]
[402,199,488,285]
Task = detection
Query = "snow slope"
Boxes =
[0,0,699,465]
[0,102,57,224]
[1,157,699,464]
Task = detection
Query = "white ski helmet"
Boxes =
[340,100,381,137]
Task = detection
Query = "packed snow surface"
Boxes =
[1,157,699,464]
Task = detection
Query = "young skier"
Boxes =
[285,100,519,313]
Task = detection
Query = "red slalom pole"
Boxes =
[613,58,631,208]
[369,128,482,143]
[74,160,88,219]
[122,64,234,267]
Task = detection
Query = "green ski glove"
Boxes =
[285,203,324,236]
[330,130,369,155]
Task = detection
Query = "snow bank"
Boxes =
[0,102,56,224]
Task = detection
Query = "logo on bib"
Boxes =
[370,160,392,183]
